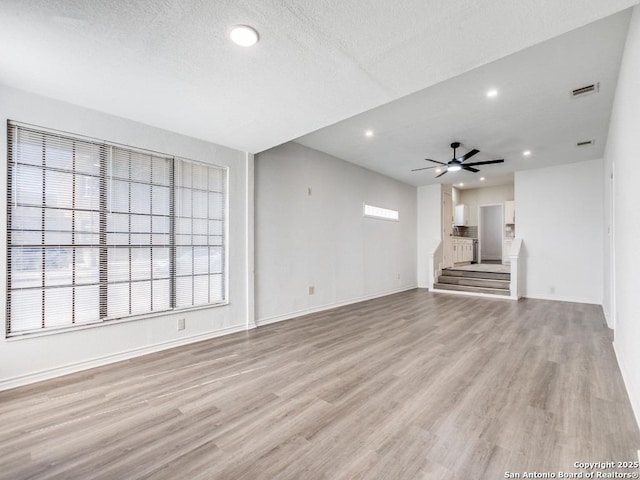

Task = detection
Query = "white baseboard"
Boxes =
[0,324,249,392]
[256,285,418,327]
[521,293,601,305]
[602,307,613,329]
[613,341,640,432]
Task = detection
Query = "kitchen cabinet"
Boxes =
[464,240,473,263]
[454,204,469,226]
[505,201,515,224]
[453,237,474,264]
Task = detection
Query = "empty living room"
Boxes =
[1,1,640,479]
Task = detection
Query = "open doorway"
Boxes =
[478,204,503,263]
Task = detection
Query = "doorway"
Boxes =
[478,204,503,263]
[609,162,616,331]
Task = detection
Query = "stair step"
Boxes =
[441,268,510,281]
[433,282,511,296]
[437,275,510,289]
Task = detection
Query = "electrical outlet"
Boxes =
[308,187,312,196]
[177,318,185,331]
[550,286,555,294]
[308,286,315,295]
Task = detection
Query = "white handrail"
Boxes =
[427,240,443,290]
[509,238,523,300]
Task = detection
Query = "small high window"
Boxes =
[363,203,399,221]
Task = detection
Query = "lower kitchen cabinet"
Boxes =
[453,237,474,264]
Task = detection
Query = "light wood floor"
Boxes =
[1,290,639,480]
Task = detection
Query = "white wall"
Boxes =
[602,160,614,328]
[515,158,603,304]
[451,186,461,206]
[255,142,417,324]
[417,184,442,287]
[460,184,514,226]
[604,4,640,428]
[0,86,253,390]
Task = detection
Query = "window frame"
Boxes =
[363,203,399,221]
[6,121,229,338]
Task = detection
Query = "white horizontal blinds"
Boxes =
[106,148,173,318]
[8,124,103,334]
[174,159,226,308]
[7,123,226,336]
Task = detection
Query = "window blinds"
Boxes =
[7,122,227,336]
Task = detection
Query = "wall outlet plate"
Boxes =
[177,318,185,331]
[308,286,315,295]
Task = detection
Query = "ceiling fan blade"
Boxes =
[411,166,438,171]
[424,158,447,165]
[459,149,479,162]
[462,166,480,173]
[464,159,504,167]
[435,170,448,178]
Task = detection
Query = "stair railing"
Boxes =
[509,238,523,300]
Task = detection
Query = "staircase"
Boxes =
[434,267,511,297]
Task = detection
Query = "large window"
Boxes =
[7,122,227,336]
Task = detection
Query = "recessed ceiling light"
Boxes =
[523,150,531,156]
[480,177,485,181]
[230,25,259,47]
[435,168,442,173]
[459,182,464,187]
[486,89,498,98]
[365,130,374,137]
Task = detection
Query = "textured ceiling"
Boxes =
[0,0,637,155]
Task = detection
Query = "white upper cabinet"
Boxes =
[505,201,515,224]
[454,204,469,226]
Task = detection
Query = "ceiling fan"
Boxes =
[412,142,504,178]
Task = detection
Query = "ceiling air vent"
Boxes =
[576,140,595,147]
[571,82,599,98]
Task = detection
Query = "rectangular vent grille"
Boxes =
[576,140,595,147]
[571,82,599,97]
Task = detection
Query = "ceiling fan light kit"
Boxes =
[411,141,504,178]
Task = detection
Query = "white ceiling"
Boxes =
[296,9,632,188]
[0,0,637,186]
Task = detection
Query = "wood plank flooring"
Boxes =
[1,289,639,479]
